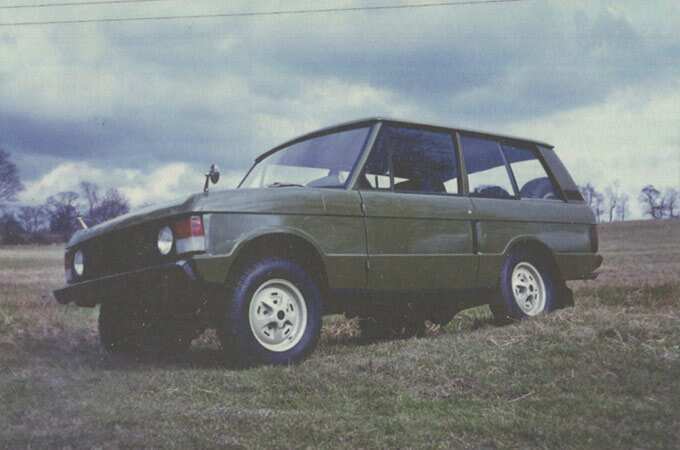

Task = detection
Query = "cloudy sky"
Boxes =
[1,0,679,216]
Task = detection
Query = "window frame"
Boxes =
[498,138,566,202]
[457,131,520,201]
[456,131,566,202]
[347,120,566,202]
[238,121,376,189]
[353,121,465,197]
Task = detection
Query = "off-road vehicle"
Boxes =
[54,118,602,365]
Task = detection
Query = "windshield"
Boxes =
[240,126,371,189]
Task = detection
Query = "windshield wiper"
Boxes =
[267,182,304,188]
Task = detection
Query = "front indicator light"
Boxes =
[173,215,206,254]
[157,226,174,255]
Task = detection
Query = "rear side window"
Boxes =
[460,135,515,199]
[502,144,560,201]
[361,125,460,194]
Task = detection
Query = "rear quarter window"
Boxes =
[502,143,561,201]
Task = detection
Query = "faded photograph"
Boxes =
[1,1,679,448]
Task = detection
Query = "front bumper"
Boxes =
[53,260,202,308]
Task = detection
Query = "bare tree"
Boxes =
[0,149,24,204]
[46,191,80,240]
[593,191,605,223]
[89,188,130,225]
[18,205,48,234]
[664,188,679,219]
[616,193,630,221]
[579,183,606,222]
[604,183,621,222]
[639,185,665,219]
[80,181,100,217]
[0,213,25,245]
[579,183,596,208]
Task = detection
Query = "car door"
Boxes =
[356,124,478,291]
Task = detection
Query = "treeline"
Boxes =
[0,149,130,245]
[580,182,679,223]
[1,148,679,244]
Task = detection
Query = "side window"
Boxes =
[460,135,515,199]
[361,125,460,194]
[502,144,560,200]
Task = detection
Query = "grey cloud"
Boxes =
[245,6,679,121]
[0,111,150,158]
[2,0,680,185]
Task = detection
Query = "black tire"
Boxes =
[98,301,145,353]
[359,304,426,341]
[490,249,559,324]
[99,303,194,355]
[219,258,323,366]
[558,283,575,309]
[143,319,195,355]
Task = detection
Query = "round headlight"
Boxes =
[157,226,174,255]
[73,249,85,276]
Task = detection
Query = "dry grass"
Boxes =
[1,221,679,449]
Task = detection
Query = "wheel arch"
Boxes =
[502,236,563,282]
[227,230,330,294]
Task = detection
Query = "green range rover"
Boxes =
[54,118,603,365]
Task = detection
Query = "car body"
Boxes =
[54,118,603,364]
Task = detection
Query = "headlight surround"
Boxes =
[157,225,174,255]
[73,249,85,277]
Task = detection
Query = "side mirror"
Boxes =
[203,164,220,193]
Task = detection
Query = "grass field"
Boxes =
[1,220,679,449]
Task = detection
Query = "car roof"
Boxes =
[255,117,554,162]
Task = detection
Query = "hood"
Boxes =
[67,187,349,247]
[67,194,198,247]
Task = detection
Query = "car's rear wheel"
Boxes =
[490,249,559,323]
[219,258,322,366]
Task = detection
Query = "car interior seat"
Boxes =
[473,185,512,199]
[519,177,557,199]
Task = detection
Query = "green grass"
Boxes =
[1,221,679,448]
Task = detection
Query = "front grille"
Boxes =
[72,223,175,282]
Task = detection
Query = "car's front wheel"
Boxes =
[219,258,322,366]
[99,302,195,355]
[490,249,559,323]
[98,301,144,353]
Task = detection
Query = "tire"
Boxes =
[99,302,194,355]
[219,258,323,366]
[359,304,426,341]
[98,301,145,353]
[143,319,195,355]
[490,249,559,323]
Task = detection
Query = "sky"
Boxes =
[1,0,679,217]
